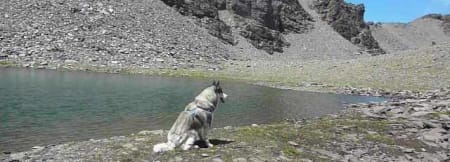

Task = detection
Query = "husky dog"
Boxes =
[153,81,228,153]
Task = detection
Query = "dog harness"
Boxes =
[188,103,214,127]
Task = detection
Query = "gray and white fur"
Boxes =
[153,81,227,153]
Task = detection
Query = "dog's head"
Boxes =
[212,80,227,103]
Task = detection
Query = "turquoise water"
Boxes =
[0,68,385,152]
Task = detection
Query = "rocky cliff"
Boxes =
[160,0,235,44]
[231,0,314,54]
[161,0,386,55]
[311,0,385,55]
[161,0,314,54]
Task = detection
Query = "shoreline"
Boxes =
[1,58,442,96]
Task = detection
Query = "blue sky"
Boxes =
[345,0,450,23]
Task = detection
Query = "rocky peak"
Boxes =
[312,0,385,55]
[421,14,450,35]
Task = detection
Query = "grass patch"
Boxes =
[0,61,16,67]
[298,117,390,144]
[428,112,450,119]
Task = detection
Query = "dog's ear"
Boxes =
[212,80,217,86]
[216,81,220,86]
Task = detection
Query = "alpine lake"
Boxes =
[0,68,386,152]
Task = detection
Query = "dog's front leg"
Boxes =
[205,138,214,148]
[181,136,196,150]
[199,127,214,148]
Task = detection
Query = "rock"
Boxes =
[422,128,445,142]
[423,121,439,129]
[405,120,424,128]
[231,0,313,33]
[288,141,299,146]
[160,0,234,44]
[236,142,248,148]
[410,111,431,117]
[224,126,233,130]
[134,138,146,142]
[211,158,224,162]
[138,130,164,136]
[0,53,7,59]
[251,124,259,127]
[9,152,25,160]
[201,153,209,157]
[155,58,165,62]
[174,156,183,162]
[313,148,343,160]
[439,114,450,120]
[39,61,48,66]
[278,155,291,161]
[402,148,415,153]
[31,146,44,150]
[232,157,247,162]
[248,157,263,162]
[64,60,78,64]
[239,24,289,54]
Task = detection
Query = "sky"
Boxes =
[345,0,450,23]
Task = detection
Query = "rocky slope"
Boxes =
[370,14,450,53]
[2,0,448,71]
[1,0,378,71]
[0,0,231,70]
[422,14,450,35]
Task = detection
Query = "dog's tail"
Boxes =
[153,142,175,153]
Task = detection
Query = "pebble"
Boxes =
[288,141,299,146]
[224,126,233,130]
[232,158,247,162]
[31,146,44,150]
[403,148,415,153]
[138,130,164,136]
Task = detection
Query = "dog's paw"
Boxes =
[207,143,214,148]
[181,144,192,150]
